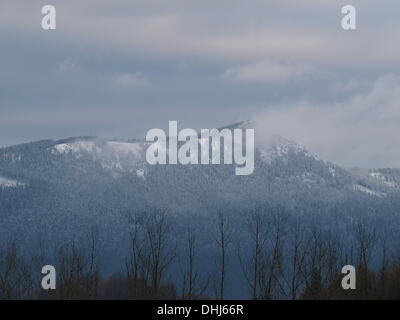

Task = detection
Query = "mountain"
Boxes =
[1,121,400,280]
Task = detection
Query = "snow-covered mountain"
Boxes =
[1,121,400,274]
[1,120,399,213]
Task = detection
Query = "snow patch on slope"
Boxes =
[51,138,146,177]
[136,169,146,180]
[353,184,386,197]
[52,139,144,159]
[52,140,101,156]
[369,172,397,188]
[328,167,336,177]
[0,176,26,188]
[258,134,316,163]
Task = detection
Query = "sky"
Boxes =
[1,0,400,168]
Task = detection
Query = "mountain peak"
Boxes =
[218,120,253,130]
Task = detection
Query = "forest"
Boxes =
[1,206,399,300]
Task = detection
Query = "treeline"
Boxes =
[0,207,400,300]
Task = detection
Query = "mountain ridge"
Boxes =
[2,121,400,289]
[1,121,399,194]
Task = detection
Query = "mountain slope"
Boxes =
[1,121,400,275]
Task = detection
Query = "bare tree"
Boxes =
[379,237,388,291]
[354,223,377,298]
[238,207,267,299]
[53,232,100,300]
[125,212,145,299]
[258,207,288,299]
[181,227,209,299]
[142,209,176,299]
[86,227,100,299]
[0,243,35,300]
[300,228,345,299]
[356,223,376,269]
[282,223,307,300]
[215,212,232,300]
[301,229,326,299]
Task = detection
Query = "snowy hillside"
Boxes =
[1,121,400,277]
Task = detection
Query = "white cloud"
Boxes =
[252,75,400,168]
[222,60,318,83]
[115,73,151,88]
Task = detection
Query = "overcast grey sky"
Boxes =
[1,0,400,167]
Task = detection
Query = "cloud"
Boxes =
[3,1,400,67]
[59,59,81,73]
[1,0,400,162]
[332,78,369,94]
[222,60,318,83]
[115,73,151,89]
[252,75,400,168]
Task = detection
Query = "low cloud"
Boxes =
[252,75,400,168]
[222,60,318,83]
[115,72,151,89]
